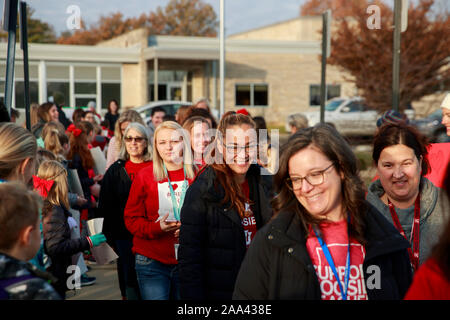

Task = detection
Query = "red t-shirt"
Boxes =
[240,180,257,249]
[124,163,194,265]
[404,258,450,300]
[306,219,368,300]
[125,160,151,182]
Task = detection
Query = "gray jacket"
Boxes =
[366,177,450,266]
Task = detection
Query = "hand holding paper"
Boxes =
[87,218,118,265]
[88,233,107,247]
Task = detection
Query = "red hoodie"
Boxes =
[124,162,194,265]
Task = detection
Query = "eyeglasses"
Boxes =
[286,163,335,191]
[224,144,258,153]
[124,136,146,143]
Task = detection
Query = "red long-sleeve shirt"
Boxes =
[404,258,450,300]
[124,162,193,265]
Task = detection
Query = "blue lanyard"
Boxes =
[313,215,351,300]
[163,164,188,221]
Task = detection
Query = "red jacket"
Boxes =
[124,162,194,265]
[404,258,450,300]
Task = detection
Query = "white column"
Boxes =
[69,65,75,108]
[38,60,46,104]
[154,58,158,101]
[96,66,102,114]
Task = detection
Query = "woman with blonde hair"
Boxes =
[182,116,212,167]
[42,122,69,161]
[98,122,152,300]
[106,109,145,170]
[36,160,107,298]
[124,121,197,300]
[0,122,37,185]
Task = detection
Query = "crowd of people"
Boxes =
[0,93,449,301]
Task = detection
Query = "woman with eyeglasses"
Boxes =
[106,110,146,171]
[124,121,197,300]
[233,124,412,300]
[97,122,152,300]
[178,112,273,300]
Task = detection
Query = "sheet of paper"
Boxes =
[90,147,107,175]
[86,218,118,265]
[67,169,84,196]
[69,209,88,275]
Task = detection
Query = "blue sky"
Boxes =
[20,0,307,36]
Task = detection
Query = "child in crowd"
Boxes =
[0,182,61,300]
[35,160,106,298]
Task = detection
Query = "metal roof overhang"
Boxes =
[0,43,140,63]
[143,35,321,61]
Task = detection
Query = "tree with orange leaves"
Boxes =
[57,0,218,45]
[300,0,450,113]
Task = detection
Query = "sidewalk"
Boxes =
[66,261,121,300]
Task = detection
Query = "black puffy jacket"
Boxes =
[97,160,134,243]
[43,204,90,297]
[233,202,413,300]
[178,164,273,300]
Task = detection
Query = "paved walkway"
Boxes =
[66,261,121,300]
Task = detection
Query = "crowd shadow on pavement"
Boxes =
[66,261,121,300]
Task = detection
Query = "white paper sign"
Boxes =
[86,218,118,265]
[67,169,84,196]
[90,147,107,175]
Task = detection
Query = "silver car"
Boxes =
[303,97,414,137]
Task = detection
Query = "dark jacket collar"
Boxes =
[267,201,410,265]
[195,164,272,228]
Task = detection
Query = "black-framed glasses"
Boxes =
[224,144,258,153]
[286,163,335,191]
[124,136,146,143]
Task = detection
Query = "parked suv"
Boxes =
[303,97,415,138]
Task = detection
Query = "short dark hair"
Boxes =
[372,123,430,175]
[151,107,166,117]
[0,182,42,251]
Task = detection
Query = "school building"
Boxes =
[0,16,447,126]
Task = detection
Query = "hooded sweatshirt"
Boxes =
[366,177,450,266]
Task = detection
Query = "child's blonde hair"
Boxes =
[37,160,69,210]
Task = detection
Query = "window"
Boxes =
[47,82,70,106]
[235,84,268,107]
[148,84,168,101]
[75,82,96,94]
[102,83,121,109]
[309,84,341,106]
[14,81,39,109]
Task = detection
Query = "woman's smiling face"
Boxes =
[288,145,344,221]
[376,143,422,203]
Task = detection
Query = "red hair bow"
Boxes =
[236,108,249,116]
[66,124,82,137]
[33,175,54,198]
